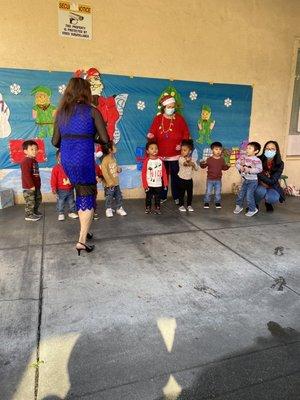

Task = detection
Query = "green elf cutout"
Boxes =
[31,86,56,138]
[197,105,215,144]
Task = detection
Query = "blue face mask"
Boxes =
[165,107,175,116]
[264,149,276,159]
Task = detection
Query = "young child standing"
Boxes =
[20,140,42,221]
[51,150,78,221]
[101,141,127,218]
[178,139,198,212]
[234,141,262,217]
[141,141,168,214]
[200,141,230,209]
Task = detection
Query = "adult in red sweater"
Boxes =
[51,150,78,221]
[147,95,190,203]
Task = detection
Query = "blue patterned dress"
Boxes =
[52,103,108,211]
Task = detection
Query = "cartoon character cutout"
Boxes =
[0,93,11,138]
[197,105,215,144]
[75,68,128,143]
[31,86,56,138]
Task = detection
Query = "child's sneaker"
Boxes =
[178,206,187,212]
[25,215,41,222]
[245,208,258,217]
[145,207,151,214]
[34,211,43,217]
[233,205,243,214]
[204,203,210,209]
[93,213,100,220]
[68,212,79,219]
[58,214,65,221]
[215,203,222,209]
[106,208,114,218]
[116,207,127,216]
[187,206,194,212]
[154,207,161,215]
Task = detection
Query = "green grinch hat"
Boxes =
[31,86,52,97]
[202,105,211,112]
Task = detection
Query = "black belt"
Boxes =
[62,133,93,139]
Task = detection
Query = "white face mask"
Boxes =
[165,107,175,116]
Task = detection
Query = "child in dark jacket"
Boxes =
[51,150,78,221]
[20,140,42,221]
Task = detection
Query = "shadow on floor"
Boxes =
[40,322,300,400]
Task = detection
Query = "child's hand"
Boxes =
[52,190,56,195]
[30,187,35,191]
[145,188,149,192]
[117,167,122,173]
[164,187,168,191]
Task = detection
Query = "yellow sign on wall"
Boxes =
[58,1,92,40]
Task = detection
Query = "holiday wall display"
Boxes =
[0,67,252,193]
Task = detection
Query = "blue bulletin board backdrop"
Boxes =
[0,67,252,169]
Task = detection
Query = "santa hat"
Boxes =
[86,68,100,79]
[160,95,176,107]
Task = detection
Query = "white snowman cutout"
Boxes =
[0,93,12,138]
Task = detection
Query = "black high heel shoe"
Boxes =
[87,232,93,240]
[76,242,95,256]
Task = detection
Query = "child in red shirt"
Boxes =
[20,140,42,221]
[200,141,230,209]
[141,141,168,214]
[51,150,78,221]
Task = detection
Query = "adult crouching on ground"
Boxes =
[52,77,109,255]
[255,140,285,212]
[147,94,190,204]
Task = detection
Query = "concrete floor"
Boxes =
[0,195,300,400]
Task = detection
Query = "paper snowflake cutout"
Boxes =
[224,98,232,107]
[189,91,198,101]
[58,84,66,94]
[10,83,21,95]
[137,100,146,111]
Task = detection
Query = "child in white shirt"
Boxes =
[141,141,168,214]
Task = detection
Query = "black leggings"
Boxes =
[178,178,193,206]
[146,187,161,209]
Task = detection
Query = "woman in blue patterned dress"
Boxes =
[52,77,109,254]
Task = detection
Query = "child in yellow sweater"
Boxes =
[101,141,127,218]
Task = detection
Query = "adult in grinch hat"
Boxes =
[147,93,190,203]
[31,85,56,138]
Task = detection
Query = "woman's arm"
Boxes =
[147,116,159,140]
[92,107,109,144]
[258,162,284,186]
